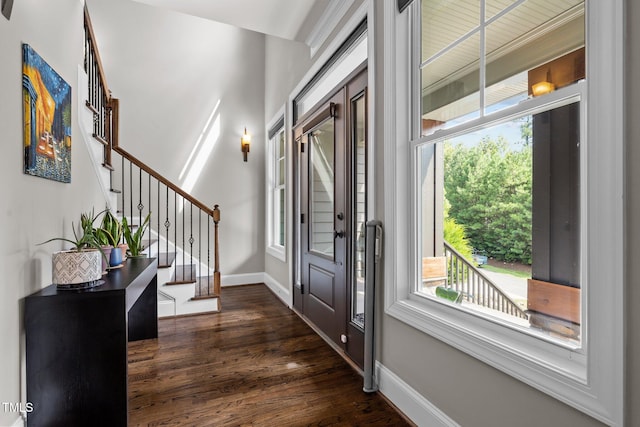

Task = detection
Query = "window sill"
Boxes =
[384,284,620,423]
[266,245,286,262]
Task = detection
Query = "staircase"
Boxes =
[441,241,527,319]
[138,218,221,316]
[82,5,221,317]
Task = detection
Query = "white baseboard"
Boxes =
[221,272,291,307]
[263,273,291,307]
[220,273,265,287]
[376,362,459,427]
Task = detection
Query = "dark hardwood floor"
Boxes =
[128,284,411,426]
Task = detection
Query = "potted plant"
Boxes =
[94,229,113,275]
[39,209,107,287]
[122,212,151,258]
[97,209,123,267]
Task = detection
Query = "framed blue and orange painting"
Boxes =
[22,44,72,183]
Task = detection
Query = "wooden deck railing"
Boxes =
[443,241,528,319]
[84,5,220,298]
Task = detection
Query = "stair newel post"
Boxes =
[213,205,221,307]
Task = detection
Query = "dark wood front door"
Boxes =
[296,89,347,350]
[293,69,368,368]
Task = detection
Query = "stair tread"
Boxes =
[166,264,197,285]
[193,276,219,299]
[157,252,176,268]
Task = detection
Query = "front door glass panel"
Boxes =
[309,119,335,258]
[351,94,366,328]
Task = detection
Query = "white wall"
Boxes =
[0,0,108,425]
[86,0,266,275]
[264,35,313,287]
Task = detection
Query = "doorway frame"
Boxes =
[286,5,378,371]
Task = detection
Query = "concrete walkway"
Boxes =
[479,268,528,308]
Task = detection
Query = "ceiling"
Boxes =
[131,0,331,43]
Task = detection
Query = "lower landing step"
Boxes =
[157,294,220,318]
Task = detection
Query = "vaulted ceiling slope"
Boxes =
[131,0,331,42]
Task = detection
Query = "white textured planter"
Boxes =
[52,249,103,285]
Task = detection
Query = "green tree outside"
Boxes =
[443,134,532,265]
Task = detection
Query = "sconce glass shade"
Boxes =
[532,81,555,97]
[241,127,251,162]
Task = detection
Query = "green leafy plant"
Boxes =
[97,210,122,248]
[122,212,151,257]
[39,209,108,260]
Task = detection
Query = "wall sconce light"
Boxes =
[240,127,251,162]
[532,69,555,97]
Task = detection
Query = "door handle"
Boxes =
[334,230,345,239]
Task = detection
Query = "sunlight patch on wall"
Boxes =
[180,100,222,196]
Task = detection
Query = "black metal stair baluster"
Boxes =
[148,173,151,258]
[181,197,186,265]
[91,49,96,112]
[129,161,133,221]
[89,47,92,105]
[198,208,202,294]
[91,48,95,109]
[175,192,177,271]
[99,74,102,136]
[138,167,142,229]
[100,88,103,139]
[84,33,87,73]
[120,155,124,214]
[99,86,103,139]
[96,83,99,136]
[165,185,170,257]
[156,180,161,255]
[85,40,89,97]
[137,167,143,253]
[207,215,211,295]
[158,180,161,259]
[189,202,194,283]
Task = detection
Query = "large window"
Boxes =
[384,0,623,424]
[267,114,286,260]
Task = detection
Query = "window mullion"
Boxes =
[412,81,584,147]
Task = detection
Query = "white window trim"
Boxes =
[382,1,624,425]
[266,106,286,262]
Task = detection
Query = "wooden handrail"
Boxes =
[84,4,111,103]
[113,145,216,218]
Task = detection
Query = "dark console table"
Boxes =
[25,257,158,427]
